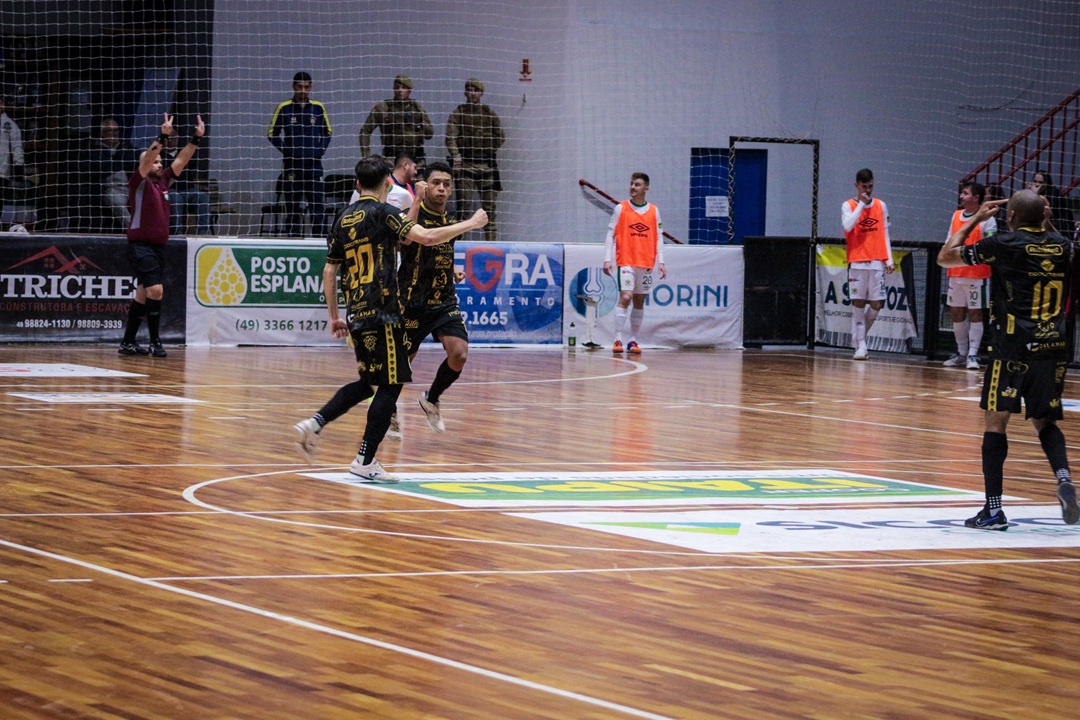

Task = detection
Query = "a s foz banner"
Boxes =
[814,244,917,352]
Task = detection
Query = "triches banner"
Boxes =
[0,234,186,343]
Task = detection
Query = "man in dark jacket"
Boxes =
[267,72,332,236]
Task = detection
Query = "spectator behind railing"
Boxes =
[94,118,139,231]
[1027,170,1070,231]
[163,130,211,235]
[0,96,26,196]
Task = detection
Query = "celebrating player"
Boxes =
[292,156,486,482]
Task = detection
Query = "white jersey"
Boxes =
[349,179,414,211]
[944,210,997,243]
[0,112,24,181]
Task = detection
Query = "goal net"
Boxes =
[0,1,1076,245]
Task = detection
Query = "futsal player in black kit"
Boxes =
[292,156,487,482]
[938,189,1079,530]
[397,161,470,434]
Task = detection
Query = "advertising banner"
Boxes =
[562,245,743,348]
[814,244,917,352]
[453,242,564,344]
[0,234,186,343]
[186,239,337,345]
[187,239,566,346]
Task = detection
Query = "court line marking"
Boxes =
[146,556,1080,583]
[0,497,1011,519]
[0,537,673,720]
[0,356,645,392]
[0,456,1061,472]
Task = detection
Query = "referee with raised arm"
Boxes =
[119,112,205,358]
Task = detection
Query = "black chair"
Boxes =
[323,173,355,222]
[197,178,237,235]
[259,173,286,236]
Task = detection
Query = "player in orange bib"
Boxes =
[603,172,666,354]
[942,181,995,370]
[841,168,894,360]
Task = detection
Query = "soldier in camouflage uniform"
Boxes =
[446,78,504,242]
[359,75,434,166]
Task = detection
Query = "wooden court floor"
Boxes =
[1,343,1079,719]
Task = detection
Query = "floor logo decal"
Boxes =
[510,505,1077,553]
[0,364,143,378]
[298,469,984,507]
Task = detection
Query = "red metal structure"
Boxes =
[578,179,683,244]
[962,88,1080,196]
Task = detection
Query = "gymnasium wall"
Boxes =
[205,0,1079,243]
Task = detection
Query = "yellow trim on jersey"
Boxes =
[267,100,291,137]
[310,100,332,135]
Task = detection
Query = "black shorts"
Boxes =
[981,358,1067,420]
[349,323,413,386]
[129,242,166,287]
[404,305,468,349]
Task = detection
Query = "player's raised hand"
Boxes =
[470,208,488,228]
[161,113,174,136]
[194,114,205,137]
[976,198,1007,221]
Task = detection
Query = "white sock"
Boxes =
[953,319,970,356]
[864,305,879,334]
[968,320,983,356]
[629,308,644,342]
[852,305,867,347]
[613,307,629,341]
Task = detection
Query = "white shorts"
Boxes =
[847,267,885,302]
[617,266,654,294]
[946,277,987,310]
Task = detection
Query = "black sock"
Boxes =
[1038,423,1071,484]
[360,384,403,462]
[317,380,373,425]
[982,431,1008,504]
[427,359,462,404]
[122,301,146,344]
[145,298,162,343]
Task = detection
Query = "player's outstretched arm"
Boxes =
[939,199,1005,268]
[171,114,205,176]
[406,208,487,246]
